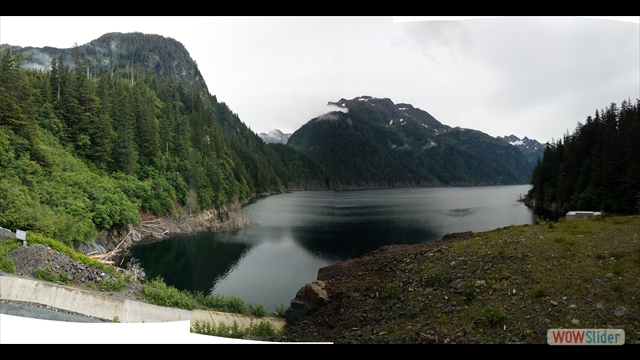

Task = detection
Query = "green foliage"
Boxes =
[528,100,640,215]
[461,280,476,302]
[419,262,446,287]
[275,304,288,318]
[1,33,339,257]
[195,292,248,315]
[141,276,197,310]
[484,307,506,326]
[100,277,127,292]
[532,286,547,298]
[113,316,120,323]
[191,320,282,339]
[247,303,267,318]
[35,265,70,284]
[0,240,19,273]
[611,282,624,292]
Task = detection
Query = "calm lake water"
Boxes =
[126,185,534,312]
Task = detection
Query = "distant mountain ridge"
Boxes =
[259,129,291,144]
[288,96,532,189]
[496,134,546,166]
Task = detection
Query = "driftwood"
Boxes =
[103,229,132,261]
[89,250,119,259]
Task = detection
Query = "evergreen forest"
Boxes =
[526,99,640,215]
[0,33,326,247]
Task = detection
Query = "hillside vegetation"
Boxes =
[0,33,326,247]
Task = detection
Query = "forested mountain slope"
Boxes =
[288,96,532,188]
[0,33,326,247]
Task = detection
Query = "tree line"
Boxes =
[526,99,640,215]
[0,44,326,246]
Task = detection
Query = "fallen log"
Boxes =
[103,229,132,261]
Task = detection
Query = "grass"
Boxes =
[356,215,640,343]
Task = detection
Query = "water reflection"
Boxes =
[127,185,534,311]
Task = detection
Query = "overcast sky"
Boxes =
[1,16,638,144]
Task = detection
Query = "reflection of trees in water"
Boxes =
[126,232,251,294]
[291,221,441,263]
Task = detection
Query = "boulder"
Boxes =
[0,227,15,240]
[285,280,330,325]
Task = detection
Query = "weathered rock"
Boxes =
[0,227,15,240]
[74,240,107,256]
[285,280,330,325]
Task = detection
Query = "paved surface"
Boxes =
[1,300,110,323]
[0,274,285,329]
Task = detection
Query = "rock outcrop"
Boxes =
[285,280,330,325]
[0,227,15,240]
[74,199,251,263]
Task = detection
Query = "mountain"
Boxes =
[288,96,532,189]
[496,134,546,167]
[0,33,327,246]
[259,129,291,144]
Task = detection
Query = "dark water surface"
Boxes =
[127,185,533,312]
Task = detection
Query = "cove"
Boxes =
[126,185,534,312]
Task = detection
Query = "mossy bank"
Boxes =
[283,215,640,344]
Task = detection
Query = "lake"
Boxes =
[126,185,534,312]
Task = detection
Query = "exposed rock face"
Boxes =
[74,199,251,263]
[285,280,330,325]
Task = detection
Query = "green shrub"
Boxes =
[100,277,127,292]
[611,282,624,292]
[0,241,19,273]
[225,296,246,314]
[420,262,446,287]
[247,303,266,317]
[34,266,69,283]
[141,276,197,310]
[484,308,506,326]
[461,280,476,302]
[275,304,288,318]
[533,286,547,298]
[0,256,16,273]
[191,320,282,339]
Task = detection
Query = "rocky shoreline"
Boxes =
[74,198,254,265]
[281,219,640,344]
